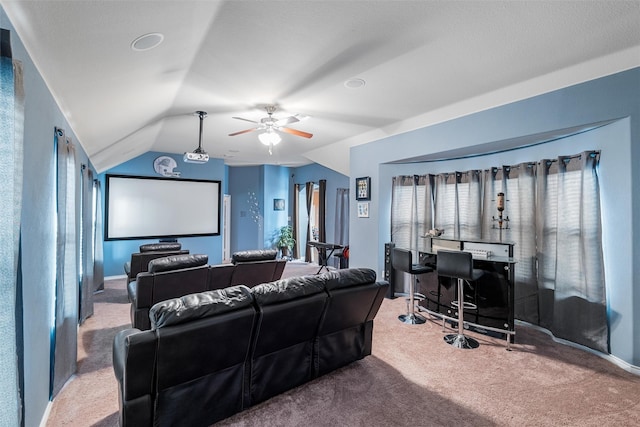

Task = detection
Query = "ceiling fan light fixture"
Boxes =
[258,129,281,146]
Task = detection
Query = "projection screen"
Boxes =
[105,174,221,240]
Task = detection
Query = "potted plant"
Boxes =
[276,225,296,259]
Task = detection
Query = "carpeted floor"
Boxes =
[46,265,640,426]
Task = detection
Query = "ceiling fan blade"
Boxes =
[274,115,299,127]
[232,116,260,124]
[279,127,313,138]
[228,127,259,136]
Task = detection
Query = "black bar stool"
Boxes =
[437,250,484,349]
[392,248,433,325]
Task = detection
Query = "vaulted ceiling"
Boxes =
[3,1,639,175]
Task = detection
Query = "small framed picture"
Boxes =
[273,198,285,211]
[356,176,371,200]
[357,202,369,218]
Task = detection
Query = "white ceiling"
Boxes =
[2,1,639,175]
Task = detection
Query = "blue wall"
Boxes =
[226,163,349,255]
[99,151,226,276]
[228,165,265,252]
[263,165,292,247]
[2,8,95,425]
[293,163,350,243]
[349,68,640,367]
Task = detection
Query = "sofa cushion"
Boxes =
[139,242,182,252]
[148,254,208,273]
[149,285,253,329]
[324,268,377,290]
[231,249,277,264]
[251,275,327,306]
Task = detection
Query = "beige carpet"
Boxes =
[46,266,640,426]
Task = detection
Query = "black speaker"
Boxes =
[384,243,396,299]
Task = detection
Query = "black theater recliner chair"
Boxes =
[229,249,286,288]
[124,242,189,283]
[113,286,256,427]
[317,268,388,376]
[128,254,209,330]
[248,274,329,405]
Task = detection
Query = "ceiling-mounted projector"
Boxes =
[184,110,209,164]
[183,151,209,163]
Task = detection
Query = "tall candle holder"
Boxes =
[492,192,510,231]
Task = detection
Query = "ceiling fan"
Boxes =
[228,105,312,154]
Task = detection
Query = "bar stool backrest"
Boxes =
[391,248,413,274]
[437,250,474,281]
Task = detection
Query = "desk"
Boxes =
[308,242,343,274]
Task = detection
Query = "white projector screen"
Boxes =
[105,174,221,240]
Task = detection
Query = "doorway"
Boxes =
[297,183,320,263]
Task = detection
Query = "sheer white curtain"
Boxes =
[433,173,456,238]
[456,170,482,240]
[391,176,421,251]
[0,28,24,426]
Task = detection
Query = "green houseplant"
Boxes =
[276,225,296,259]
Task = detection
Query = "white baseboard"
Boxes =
[39,400,52,427]
[515,320,640,376]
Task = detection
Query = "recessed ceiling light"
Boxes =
[131,33,164,51]
[344,78,366,89]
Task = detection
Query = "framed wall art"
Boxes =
[356,176,371,201]
[357,202,369,218]
[273,198,285,211]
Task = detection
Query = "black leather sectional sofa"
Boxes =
[113,268,389,427]
[128,251,286,330]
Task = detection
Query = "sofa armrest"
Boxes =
[112,328,156,399]
[113,328,156,427]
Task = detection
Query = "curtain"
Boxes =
[456,170,482,240]
[432,173,457,238]
[390,150,607,353]
[79,165,94,323]
[334,188,349,267]
[0,28,24,426]
[93,179,104,292]
[318,179,326,243]
[304,181,313,262]
[317,179,327,264]
[52,128,78,398]
[490,164,539,323]
[293,183,300,259]
[536,152,607,352]
[390,175,416,250]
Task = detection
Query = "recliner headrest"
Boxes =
[149,285,253,329]
[147,254,208,273]
[139,242,182,252]
[231,249,277,264]
[324,268,377,290]
[251,274,326,306]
